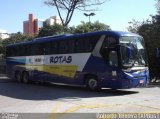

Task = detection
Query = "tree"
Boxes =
[127,19,143,33]
[38,21,110,37]
[1,32,33,56]
[44,0,106,27]
[0,40,3,55]
[38,24,67,37]
[126,0,160,79]
[74,21,110,33]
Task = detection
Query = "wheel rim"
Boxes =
[88,78,98,90]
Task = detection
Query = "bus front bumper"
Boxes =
[121,76,148,89]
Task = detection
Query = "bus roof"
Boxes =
[7,30,141,47]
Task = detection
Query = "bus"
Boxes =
[6,31,149,90]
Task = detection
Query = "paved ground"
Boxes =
[0,77,160,119]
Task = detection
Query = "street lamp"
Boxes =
[84,12,95,22]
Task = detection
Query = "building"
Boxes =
[23,14,62,36]
[23,14,44,36]
[45,16,62,26]
[0,30,9,40]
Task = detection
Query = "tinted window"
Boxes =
[44,42,51,55]
[50,41,59,54]
[6,47,13,57]
[68,39,75,53]
[35,43,44,55]
[84,36,99,52]
[74,35,100,53]
[18,45,25,56]
[6,35,101,56]
[59,40,68,54]
[102,36,117,48]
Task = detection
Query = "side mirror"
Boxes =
[156,48,160,58]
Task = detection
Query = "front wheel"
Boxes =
[86,76,100,91]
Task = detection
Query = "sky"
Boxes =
[0,0,157,33]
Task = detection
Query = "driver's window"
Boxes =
[109,51,118,67]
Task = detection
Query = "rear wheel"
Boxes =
[86,76,100,91]
[15,72,22,82]
[22,72,29,84]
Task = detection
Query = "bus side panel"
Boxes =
[28,69,85,86]
[82,55,126,89]
[6,58,26,79]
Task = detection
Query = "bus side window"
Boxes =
[102,36,117,48]
[59,40,68,54]
[13,46,19,56]
[84,39,91,52]
[26,44,33,56]
[7,47,14,57]
[37,43,44,55]
[18,45,23,56]
[6,47,9,57]
[50,41,59,54]
[19,45,25,56]
[44,42,51,55]
[27,43,44,56]
[85,36,99,52]
[75,39,84,53]
[7,47,12,57]
[68,39,75,53]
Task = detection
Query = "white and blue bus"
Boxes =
[6,31,149,90]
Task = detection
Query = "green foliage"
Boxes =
[37,21,111,37]
[0,21,110,57]
[127,0,160,77]
[0,32,33,56]
[74,21,111,33]
[126,0,160,77]
[38,24,65,37]
[138,16,160,76]
[2,32,32,48]
[0,40,3,56]
[127,19,143,33]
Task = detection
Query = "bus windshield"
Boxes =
[119,36,147,68]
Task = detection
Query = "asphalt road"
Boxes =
[0,77,160,119]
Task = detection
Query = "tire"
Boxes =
[15,72,22,82]
[86,76,100,91]
[22,72,29,84]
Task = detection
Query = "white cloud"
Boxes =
[0,29,9,39]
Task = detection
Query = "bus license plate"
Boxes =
[140,80,144,83]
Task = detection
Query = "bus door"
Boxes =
[100,37,121,88]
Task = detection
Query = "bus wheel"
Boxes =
[22,72,29,84]
[15,72,22,82]
[86,76,100,91]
